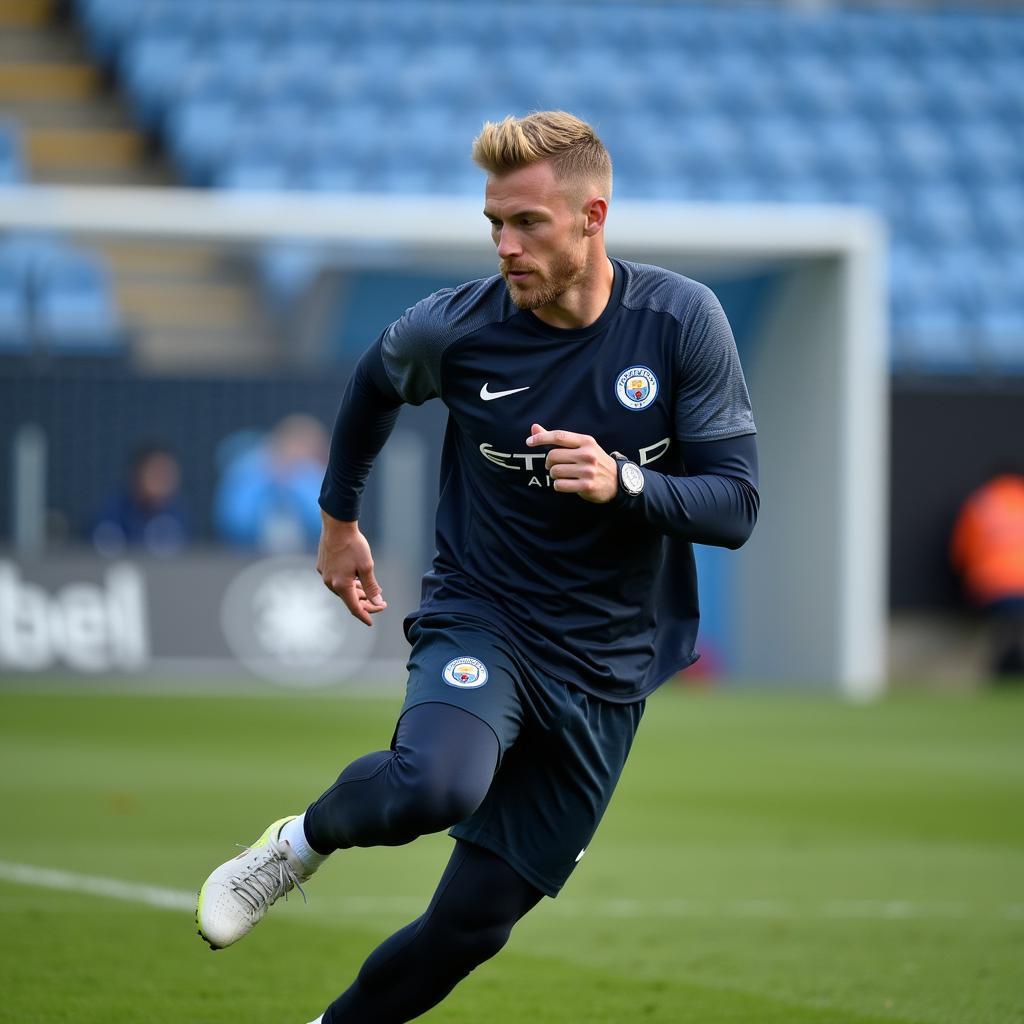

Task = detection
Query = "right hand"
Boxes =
[316,511,387,627]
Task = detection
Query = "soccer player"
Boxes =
[196,111,759,1023]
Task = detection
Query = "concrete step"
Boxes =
[86,239,278,371]
[117,277,278,372]
[0,26,81,60]
[0,61,99,101]
[0,0,55,28]
[115,278,255,329]
[0,7,180,188]
[99,241,226,279]
[30,161,176,185]
[0,97,135,130]
[132,326,278,373]
[26,126,146,171]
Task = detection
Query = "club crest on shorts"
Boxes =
[615,365,659,411]
[442,656,488,689]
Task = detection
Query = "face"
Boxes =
[483,161,589,311]
[135,452,180,506]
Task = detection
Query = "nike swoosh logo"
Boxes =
[480,383,531,402]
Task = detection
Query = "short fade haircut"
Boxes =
[472,111,613,201]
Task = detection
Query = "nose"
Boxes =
[496,227,521,260]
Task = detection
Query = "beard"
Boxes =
[501,245,588,311]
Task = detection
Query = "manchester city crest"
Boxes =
[615,365,659,411]
[442,656,489,689]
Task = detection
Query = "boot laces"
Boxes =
[230,836,307,915]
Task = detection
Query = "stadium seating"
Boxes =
[72,0,1024,373]
[0,234,123,353]
[0,120,25,185]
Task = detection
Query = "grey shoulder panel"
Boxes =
[618,259,709,321]
[619,260,756,442]
[379,275,513,405]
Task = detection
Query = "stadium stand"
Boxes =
[0,119,25,184]
[0,233,122,353]
[57,1,1024,372]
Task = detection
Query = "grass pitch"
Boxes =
[0,685,1022,1024]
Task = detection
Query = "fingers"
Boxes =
[319,566,387,627]
[333,580,371,626]
[552,478,587,494]
[548,462,594,495]
[358,566,387,609]
[526,423,588,449]
[547,462,586,479]
[545,447,597,467]
[337,582,388,627]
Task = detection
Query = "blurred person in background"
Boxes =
[214,413,328,554]
[951,467,1024,680]
[90,444,188,557]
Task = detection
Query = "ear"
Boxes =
[582,195,608,236]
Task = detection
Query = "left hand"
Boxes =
[526,423,619,504]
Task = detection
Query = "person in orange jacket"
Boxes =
[951,470,1024,678]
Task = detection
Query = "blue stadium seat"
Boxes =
[0,264,30,351]
[120,32,193,133]
[813,117,887,184]
[300,157,361,194]
[975,186,1024,248]
[894,301,978,373]
[851,56,929,118]
[275,36,338,77]
[0,233,68,286]
[216,154,292,191]
[167,92,240,186]
[255,241,327,315]
[952,120,1021,186]
[0,120,24,183]
[35,252,121,351]
[200,30,267,75]
[747,117,821,182]
[782,56,854,117]
[670,115,744,182]
[977,304,1024,370]
[930,246,997,313]
[987,60,1024,121]
[711,51,784,117]
[920,59,995,123]
[884,118,956,183]
[77,0,141,66]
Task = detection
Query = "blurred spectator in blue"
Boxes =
[91,444,189,556]
[215,413,329,554]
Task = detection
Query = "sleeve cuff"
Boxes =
[318,490,360,523]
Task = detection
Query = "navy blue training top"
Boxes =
[321,258,758,702]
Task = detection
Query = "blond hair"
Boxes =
[472,111,612,200]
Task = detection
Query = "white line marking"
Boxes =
[0,861,1020,923]
[0,861,194,912]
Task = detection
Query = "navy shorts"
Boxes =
[399,613,644,897]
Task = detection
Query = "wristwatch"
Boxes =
[610,451,645,497]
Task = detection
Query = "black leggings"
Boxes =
[304,702,500,851]
[323,841,542,1023]
[303,703,543,1023]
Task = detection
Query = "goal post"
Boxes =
[0,186,888,698]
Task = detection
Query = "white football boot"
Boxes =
[196,815,310,949]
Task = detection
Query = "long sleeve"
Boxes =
[318,339,404,522]
[619,433,759,549]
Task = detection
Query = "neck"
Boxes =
[531,252,614,330]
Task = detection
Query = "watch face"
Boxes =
[621,461,644,495]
